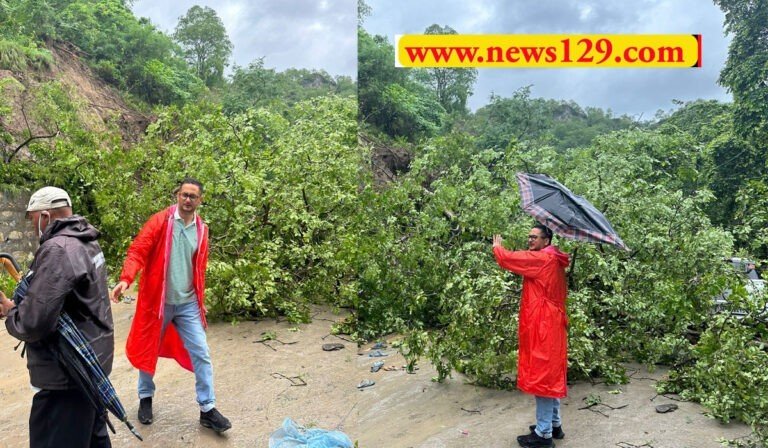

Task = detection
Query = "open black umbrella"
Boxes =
[515,172,629,251]
[6,261,142,441]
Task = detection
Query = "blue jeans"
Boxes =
[534,396,562,438]
[138,301,216,412]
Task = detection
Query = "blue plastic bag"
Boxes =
[269,418,353,448]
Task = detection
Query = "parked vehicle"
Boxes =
[713,258,765,318]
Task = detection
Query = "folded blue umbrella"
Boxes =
[12,270,142,441]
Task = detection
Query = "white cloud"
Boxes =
[579,4,593,21]
[132,0,356,77]
[461,1,496,33]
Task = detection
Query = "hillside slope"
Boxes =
[0,41,150,162]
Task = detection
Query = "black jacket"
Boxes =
[5,215,114,389]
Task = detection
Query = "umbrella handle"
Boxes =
[567,247,578,287]
[0,254,22,282]
[125,420,144,441]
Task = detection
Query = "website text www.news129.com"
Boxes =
[396,34,702,68]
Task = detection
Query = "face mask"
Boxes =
[37,212,49,238]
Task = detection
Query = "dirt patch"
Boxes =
[354,347,751,448]
[0,304,359,447]
[47,43,152,145]
[361,133,412,186]
[0,305,753,447]
[0,41,151,160]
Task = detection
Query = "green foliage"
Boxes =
[707,132,764,227]
[358,29,445,141]
[0,1,765,440]
[223,61,355,115]
[60,0,203,103]
[7,0,59,39]
[358,0,372,27]
[1,0,204,105]
[0,39,52,71]
[555,131,730,372]
[281,68,356,103]
[657,98,767,260]
[377,83,444,138]
[138,59,205,105]
[174,5,233,88]
[470,87,638,152]
[222,60,283,114]
[659,307,768,443]
[355,113,766,440]
[655,99,732,144]
[0,271,16,297]
[355,128,737,394]
[715,0,768,142]
[733,180,768,259]
[709,0,768,270]
[0,77,24,119]
[89,97,362,322]
[412,24,477,116]
[3,93,361,323]
[0,81,126,264]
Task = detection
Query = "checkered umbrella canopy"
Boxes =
[515,172,629,251]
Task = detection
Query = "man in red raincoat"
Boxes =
[493,224,569,448]
[111,178,231,433]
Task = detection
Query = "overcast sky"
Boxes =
[365,0,733,119]
[131,0,357,78]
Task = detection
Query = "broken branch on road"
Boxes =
[271,372,307,386]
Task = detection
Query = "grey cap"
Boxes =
[26,187,72,212]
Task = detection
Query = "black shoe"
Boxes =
[200,408,232,433]
[529,424,565,439]
[517,431,554,447]
[138,397,153,425]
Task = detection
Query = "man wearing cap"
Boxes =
[110,178,231,433]
[0,187,114,448]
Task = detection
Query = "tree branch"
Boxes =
[5,130,56,163]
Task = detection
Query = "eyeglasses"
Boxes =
[179,193,200,201]
[527,235,542,240]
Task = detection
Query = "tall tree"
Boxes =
[714,0,768,142]
[358,29,444,140]
[358,0,371,27]
[712,0,768,256]
[413,24,477,115]
[174,5,233,87]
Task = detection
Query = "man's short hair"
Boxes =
[533,223,553,241]
[178,178,204,194]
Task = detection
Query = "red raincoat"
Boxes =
[119,205,209,374]
[493,244,570,398]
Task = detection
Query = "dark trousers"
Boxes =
[29,389,111,448]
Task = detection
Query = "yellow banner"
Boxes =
[396,34,702,68]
